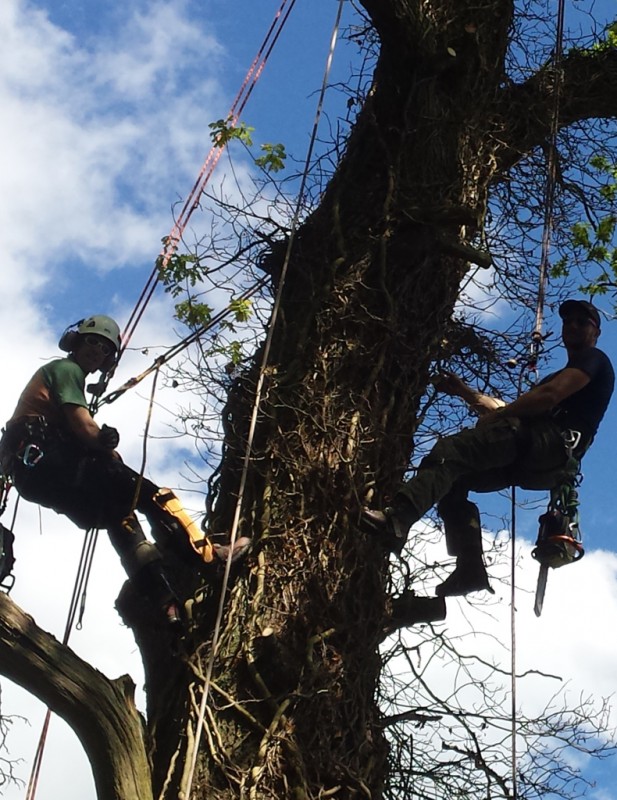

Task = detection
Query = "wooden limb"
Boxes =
[380,710,443,729]
[0,593,153,800]
[497,47,617,172]
[381,592,447,639]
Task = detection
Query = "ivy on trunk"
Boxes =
[2,3,616,799]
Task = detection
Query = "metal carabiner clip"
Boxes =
[561,428,581,455]
[21,444,44,468]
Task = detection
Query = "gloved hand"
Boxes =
[98,424,120,449]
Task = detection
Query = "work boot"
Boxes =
[388,591,447,630]
[361,497,417,554]
[435,557,494,597]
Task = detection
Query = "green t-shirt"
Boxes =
[43,359,88,408]
[8,358,88,428]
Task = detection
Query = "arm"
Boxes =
[62,405,119,455]
[433,372,506,415]
[477,367,590,425]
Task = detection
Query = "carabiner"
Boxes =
[21,444,44,468]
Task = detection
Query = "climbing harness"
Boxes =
[532,474,584,617]
[5,417,49,470]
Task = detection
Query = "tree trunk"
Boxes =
[2,3,617,799]
[154,3,518,797]
[156,4,616,797]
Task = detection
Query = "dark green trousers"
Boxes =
[396,416,577,558]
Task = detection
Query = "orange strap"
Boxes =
[154,489,214,563]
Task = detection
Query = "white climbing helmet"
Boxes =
[77,315,121,351]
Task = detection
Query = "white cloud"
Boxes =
[0,2,233,794]
[0,0,227,281]
[382,525,617,793]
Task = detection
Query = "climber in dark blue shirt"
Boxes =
[363,299,614,598]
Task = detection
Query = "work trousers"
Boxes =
[396,416,577,558]
[10,438,176,604]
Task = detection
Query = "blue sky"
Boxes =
[1,1,616,798]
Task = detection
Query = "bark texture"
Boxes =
[0,593,152,800]
[1,3,616,799]
[158,3,617,798]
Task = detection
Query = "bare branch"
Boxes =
[0,594,153,800]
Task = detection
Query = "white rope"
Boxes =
[511,6,566,796]
[510,488,517,800]
[181,3,346,796]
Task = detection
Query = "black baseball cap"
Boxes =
[558,299,601,329]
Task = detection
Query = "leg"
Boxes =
[438,488,483,559]
[510,417,574,489]
[65,459,231,566]
[15,448,142,530]
[137,486,215,564]
[107,514,181,625]
[429,419,570,597]
[138,486,251,566]
[11,443,90,520]
[396,417,521,518]
[434,482,502,596]
[363,417,522,552]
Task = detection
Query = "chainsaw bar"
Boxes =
[533,564,549,617]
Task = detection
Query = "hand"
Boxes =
[431,371,468,397]
[98,424,120,449]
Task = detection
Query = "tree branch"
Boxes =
[0,593,152,800]
[497,46,617,172]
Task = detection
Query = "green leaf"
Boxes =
[228,340,243,365]
[255,142,287,173]
[550,256,569,279]
[590,154,610,172]
[571,222,591,248]
[208,117,254,148]
[173,300,213,329]
[597,215,616,243]
[229,298,253,323]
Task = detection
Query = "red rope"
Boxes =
[121,0,297,354]
[24,528,99,800]
[24,8,299,785]
[24,710,51,800]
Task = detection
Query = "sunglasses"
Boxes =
[83,335,114,357]
[562,316,598,328]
